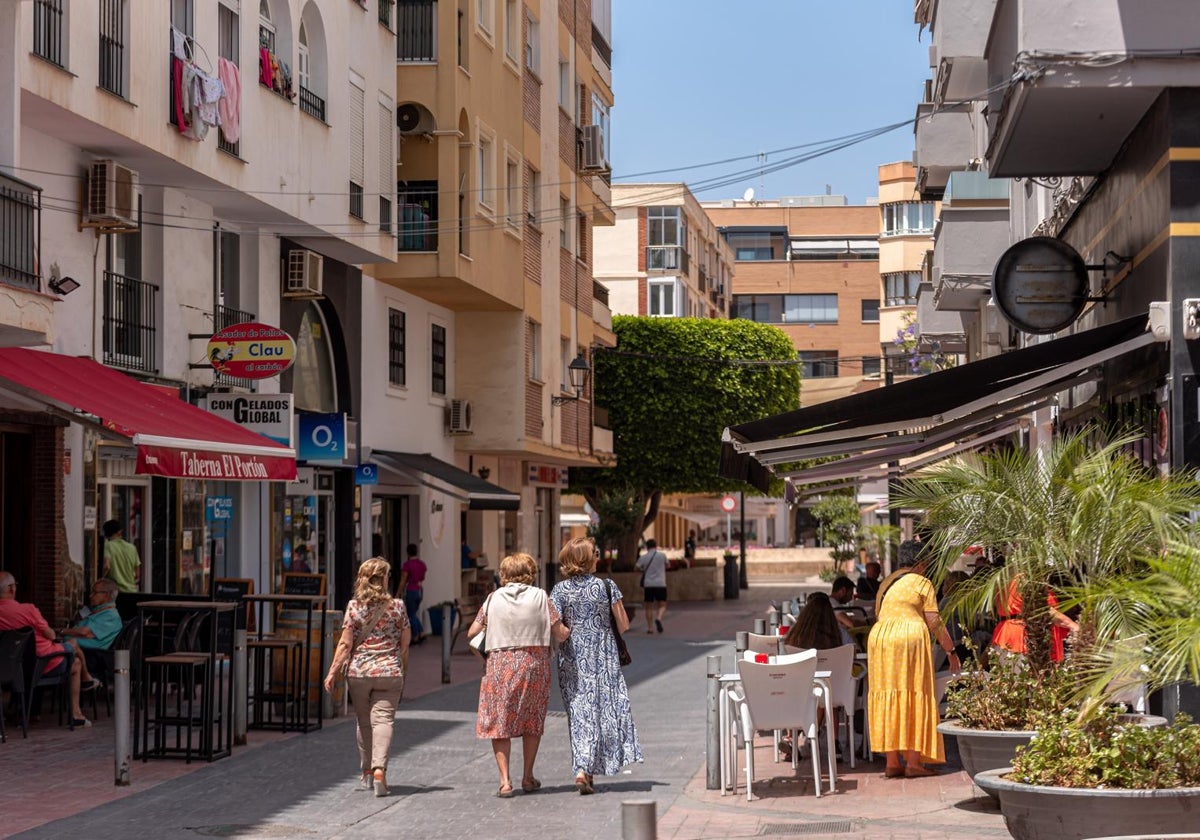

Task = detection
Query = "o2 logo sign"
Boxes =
[298,412,346,462]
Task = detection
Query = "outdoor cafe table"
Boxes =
[242,593,329,733]
[718,668,837,795]
[136,600,237,762]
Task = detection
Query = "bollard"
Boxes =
[735,631,748,659]
[782,599,794,617]
[767,608,780,635]
[621,799,657,840]
[113,649,131,786]
[441,602,453,684]
[233,628,247,745]
[706,654,722,790]
[753,618,766,636]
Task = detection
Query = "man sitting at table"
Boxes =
[831,576,866,632]
[856,562,882,601]
[0,571,92,728]
[61,578,123,687]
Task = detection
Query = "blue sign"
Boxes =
[205,496,234,521]
[355,463,379,486]
[298,412,346,462]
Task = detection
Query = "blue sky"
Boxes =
[610,1,930,204]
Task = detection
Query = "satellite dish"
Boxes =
[742,187,755,203]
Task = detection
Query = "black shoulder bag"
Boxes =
[604,579,632,667]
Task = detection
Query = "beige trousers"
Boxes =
[347,676,405,772]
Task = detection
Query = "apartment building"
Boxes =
[366,0,615,593]
[0,0,398,619]
[592,182,733,320]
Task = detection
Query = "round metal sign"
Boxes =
[720,495,737,513]
[207,322,296,380]
[991,237,1088,335]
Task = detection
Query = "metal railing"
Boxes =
[33,0,64,67]
[592,280,609,307]
[646,245,688,274]
[299,86,326,121]
[103,272,158,374]
[218,136,240,157]
[99,0,125,96]
[214,305,256,389]
[591,24,611,67]
[396,0,436,60]
[350,182,364,219]
[0,173,42,292]
[379,0,393,29]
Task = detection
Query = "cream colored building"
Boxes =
[366,0,616,584]
[592,183,733,319]
[877,162,939,375]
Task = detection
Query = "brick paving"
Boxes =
[3,582,1008,839]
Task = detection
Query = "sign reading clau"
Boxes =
[206,322,297,380]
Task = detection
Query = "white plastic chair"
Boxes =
[816,644,861,769]
[746,632,783,656]
[730,652,824,800]
[1105,634,1149,712]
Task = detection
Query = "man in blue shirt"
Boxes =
[62,578,123,687]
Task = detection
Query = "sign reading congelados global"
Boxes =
[207,322,296,380]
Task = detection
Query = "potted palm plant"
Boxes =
[893,428,1200,791]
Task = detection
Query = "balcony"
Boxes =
[398,181,438,252]
[214,305,256,389]
[984,0,1200,177]
[32,0,64,68]
[932,172,1010,312]
[914,101,975,198]
[397,0,437,61]
[0,173,42,292]
[926,0,997,103]
[103,272,158,374]
[299,86,326,122]
[646,246,689,274]
[918,282,970,355]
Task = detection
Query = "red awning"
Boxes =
[0,348,296,481]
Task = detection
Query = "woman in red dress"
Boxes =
[992,577,1079,662]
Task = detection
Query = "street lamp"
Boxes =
[551,353,591,406]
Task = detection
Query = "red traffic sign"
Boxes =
[720,495,738,513]
[207,322,296,380]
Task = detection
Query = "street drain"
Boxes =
[190,826,315,837]
[760,821,854,835]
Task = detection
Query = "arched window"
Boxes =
[258,0,275,53]
[298,22,310,91]
[297,4,327,120]
[293,303,338,413]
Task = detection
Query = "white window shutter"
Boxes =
[349,80,365,187]
[378,98,393,196]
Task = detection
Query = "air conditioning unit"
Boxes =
[446,398,473,434]
[580,124,608,171]
[284,249,324,298]
[84,159,138,229]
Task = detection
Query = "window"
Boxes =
[732,295,782,323]
[379,97,394,232]
[862,299,880,322]
[577,213,587,261]
[524,13,539,72]
[558,58,571,111]
[503,0,518,61]
[881,201,935,236]
[397,0,436,61]
[799,351,839,379]
[99,0,127,96]
[398,180,438,251]
[527,167,541,224]
[505,157,519,227]
[379,0,393,29]
[646,206,686,271]
[784,294,838,324]
[431,322,447,395]
[884,272,921,306]
[349,77,365,218]
[0,173,40,291]
[217,4,239,154]
[298,22,310,91]
[648,279,676,317]
[259,0,276,55]
[560,337,571,391]
[862,356,882,377]
[33,0,66,67]
[477,128,494,212]
[724,230,786,261]
[388,308,406,386]
[789,238,878,261]
[590,93,611,163]
[476,0,492,36]
[559,196,570,249]
[527,320,542,381]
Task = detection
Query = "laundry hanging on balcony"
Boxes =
[170,27,226,142]
[217,57,241,144]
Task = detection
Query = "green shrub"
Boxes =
[943,642,1079,731]
[1010,706,1200,789]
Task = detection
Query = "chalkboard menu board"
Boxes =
[281,572,326,609]
[213,578,254,632]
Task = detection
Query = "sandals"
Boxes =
[884,766,905,778]
[521,777,542,793]
[575,773,595,795]
[904,766,938,778]
[372,768,389,797]
[496,783,515,798]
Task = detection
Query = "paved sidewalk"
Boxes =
[3,582,1008,839]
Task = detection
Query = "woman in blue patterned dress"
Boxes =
[550,537,643,794]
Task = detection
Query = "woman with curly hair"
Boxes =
[324,557,410,796]
[550,537,643,794]
[468,553,570,797]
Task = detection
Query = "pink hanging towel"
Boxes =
[259,47,273,88]
[172,56,189,133]
[217,57,241,143]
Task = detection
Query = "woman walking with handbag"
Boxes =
[324,557,411,796]
[467,553,570,797]
[550,537,643,794]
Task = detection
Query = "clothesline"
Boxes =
[170,27,240,145]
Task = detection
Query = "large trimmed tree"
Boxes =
[572,316,800,569]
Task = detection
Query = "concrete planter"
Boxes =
[937,719,1034,799]
[975,767,1200,840]
[597,561,723,602]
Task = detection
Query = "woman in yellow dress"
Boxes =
[867,542,959,777]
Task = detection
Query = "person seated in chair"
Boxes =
[61,578,123,687]
[856,562,882,601]
[830,576,865,634]
[0,571,92,728]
